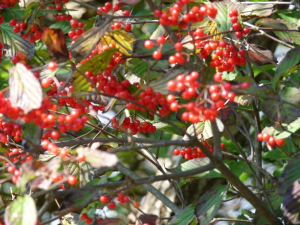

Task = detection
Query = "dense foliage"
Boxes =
[0,0,299,224]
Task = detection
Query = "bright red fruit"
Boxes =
[100,195,109,203]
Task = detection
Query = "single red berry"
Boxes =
[229,9,238,17]
[100,195,109,204]
[262,133,270,141]
[144,40,153,49]
[227,92,235,101]
[80,213,88,220]
[67,175,77,185]
[243,27,250,35]
[76,153,86,162]
[257,133,263,141]
[175,42,183,51]
[85,217,93,224]
[156,36,165,44]
[47,61,57,71]
[235,31,243,39]
[241,82,250,89]
[214,73,222,82]
[132,201,140,208]
[7,165,16,173]
[108,202,116,210]
[154,9,162,17]
[276,139,284,146]
[124,23,131,31]
[268,137,276,147]
[233,23,241,31]
[173,149,180,155]
[152,51,162,60]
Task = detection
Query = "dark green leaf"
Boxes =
[50,21,73,34]
[236,214,252,225]
[168,204,196,225]
[278,152,300,195]
[195,185,228,225]
[1,8,25,22]
[261,87,300,123]
[171,158,223,179]
[5,195,37,225]
[282,179,300,224]
[262,148,289,161]
[273,46,300,88]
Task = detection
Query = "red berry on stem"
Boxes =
[268,137,276,147]
[153,51,162,60]
[257,133,263,141]
[100,195,109,203]
[262,133,270,141]
[48,61,57,71]
[67,175,77,185]
[144,40,153,49]
[108,202,116,210]
[276,139,284,146]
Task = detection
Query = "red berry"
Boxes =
[100,195,109,203]
[175,42,183,51]
[227,92,235,101]
[268,137,276,147]
[174,148,180,155]
[124,23,131,31]
[153,51,162,60]
[214,73,222,82]
[262,133,270,141]
[76,153,86,162]
[7,165,16,173]
[241,82,250,89]
[156,36,165,44]
[243,27,250,35]
[132,201,140,208]
[10,19,17,26]
[67,175,77,185]
[235,31,243,39]
[85,217,93,224]
[47,61,57,71]
[257,133,263,141]
[108,202,116,210]
[154,9,162,17]
[144,40,153,49]
[51,131,60,140]
[233,23,241,31]
[80,213,88,220]
[276,139,284,146]
[229,9,238,17]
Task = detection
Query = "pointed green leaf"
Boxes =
[273,46,300,88]
[241,4,273,17]
[5,195,37,225]
[195,185,228,225]
[168,204,196,225]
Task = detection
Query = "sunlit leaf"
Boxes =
[241,4,273,18]
[5,195,37,225]
[256,18,300,45]
[262,117,300,140]
[195,185,228,225]
[70,22,110,62]
[212,0,246,32]
[168,204,196,225]
[72,47,117,94]
[100,29,135,55]
[42,28,69,63]
[273,46,300,88]
[76,147,118,168]
[0,24,35,60]
[9,63,43,114]
[171,158,223,179]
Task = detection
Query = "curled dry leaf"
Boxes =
[241,4,274,18]
[9,63,43,114]
[139,214,160,225]
[247,44,277,66]
[76,147,118,168]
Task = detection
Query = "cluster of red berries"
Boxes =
[51,172,78,185]
[0,0,17,12]
[68,19,84,41]
[9,19,42,42]
[0,118,22,142]
[154,3,217,29]
[173,143,224,160]
[5,148,33,163]
[97,1,122,14]
[80,213,105,225]
[228,9,250,39]
[119,117,157,134]
[42,0,72,21]
[257,133,284,148]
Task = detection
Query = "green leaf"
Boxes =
[183,119,224,141]
[23,2,40,20]
[1,8,25,22]
[50,21,72,34]
[273,46,300,88]
[277,11,300,25]
[72,48,117,94]
[257,18,300,45]
[212,0,246,32]
[278,152,300,195]
[195,185,228,225]
[226,160,253,178]
[5,195,37,225]
[128,58,168,81]
[171,158,223,179]
[241,4,273,18]
[78,208,96,225]
[222,70,238,81]
[273,164,286,177]
[0,24,35,59]
[151,120,186,136]
[168,204,196,225]
[236,214,252,225]
[262,117,300,140]
[221,137,241,154]
[76,147,118,169]
[262,148,289,161]
[9,63,43,114]
[262,87,300,123]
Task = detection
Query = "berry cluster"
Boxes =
[9,19,42,43]
[257,133,284,148]
[228,9,250,39]
[42,0,72,21]
[51,172,78,186]
[120,117,156,134]
[0,0,16,12]
[0,118,22,142]
[173,143,224,160]
[68,19,84,41]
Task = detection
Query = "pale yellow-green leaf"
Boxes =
[9,63,42,114]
